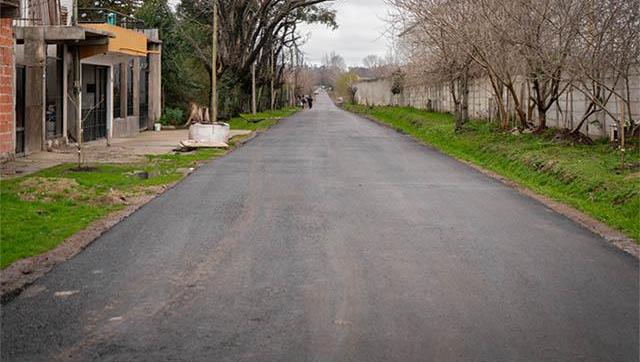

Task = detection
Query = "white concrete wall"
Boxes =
[355,73,640,138]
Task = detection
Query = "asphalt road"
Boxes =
[2,93,638,362]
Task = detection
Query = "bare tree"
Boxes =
[390,0,476,130]
[567,0,639,137]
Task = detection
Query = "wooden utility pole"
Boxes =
[210,0,218,123]
[270,47,275,111]
[251,62,257,115]
[294,48,300,106]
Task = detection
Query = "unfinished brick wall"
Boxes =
[0,17,14,160]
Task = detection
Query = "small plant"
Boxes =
[391,70,405,95]
[159,107,185,126]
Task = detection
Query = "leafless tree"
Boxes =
[567,0,639,136]
[388,0,638,137]
[390,0,475,130]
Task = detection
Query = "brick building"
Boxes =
[0,0,19,161]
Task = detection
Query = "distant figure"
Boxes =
[301,95,307,109]
[306,95,313,109]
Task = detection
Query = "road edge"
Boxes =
[345,108,639,260]
[0,131,262,304]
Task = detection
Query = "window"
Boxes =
[113,64,121,118]
[127,59,134,116]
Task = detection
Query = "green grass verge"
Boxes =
[228,107,299,131]
[343,104,640,241]
[0,108,299,269]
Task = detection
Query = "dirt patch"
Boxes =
[19,177,82,202]
[552,130,594,145]
[624,171,640,180]
[615,162,640,173]
[96,189,130,206]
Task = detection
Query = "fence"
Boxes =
[354,73,640,138]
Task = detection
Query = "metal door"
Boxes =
[81,64,108,142]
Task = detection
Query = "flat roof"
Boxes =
[14,26,114,44]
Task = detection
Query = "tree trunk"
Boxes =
[487,77,508,129]
[460,68,469,127]
[450,81,463,131]
[536,103,547,132]
[498,99,508,130]
[505,84,527,129]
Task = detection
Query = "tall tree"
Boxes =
[176,0,336,116]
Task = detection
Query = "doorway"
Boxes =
[81,64,108,142]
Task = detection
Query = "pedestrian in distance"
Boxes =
[307,95,313,109]
[301,96,307,110]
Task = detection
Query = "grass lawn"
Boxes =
[228,107,299,131]
[0,108,298,269]
[343,104,640,242]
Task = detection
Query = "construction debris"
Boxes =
[178,139,229,151]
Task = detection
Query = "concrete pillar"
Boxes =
[61,44,68,142]
[148,43,161,128]
[119,62,127,118]
[132,57,140,118]
[107,65,113,142]
[23,27,45,154]
[65,45,78,142]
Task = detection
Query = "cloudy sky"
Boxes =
[298,0,393,67]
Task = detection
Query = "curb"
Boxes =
[346,108,639,259]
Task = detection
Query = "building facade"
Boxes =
[0,0,19,161]
[9,1,162,157]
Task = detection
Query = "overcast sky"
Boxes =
[298,0,392,67]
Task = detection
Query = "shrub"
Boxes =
[159,107,184,126]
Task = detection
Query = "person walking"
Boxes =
[301,96,307,110]
[306,95,313,109]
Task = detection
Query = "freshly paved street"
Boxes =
[2,93,638,361]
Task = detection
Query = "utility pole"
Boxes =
[290,33,296,107]
[270,47,275,111]
[210,0,218,123]
[251,62,257,115]
[72,0,82,168]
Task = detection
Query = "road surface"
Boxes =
[2,93,638,361]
